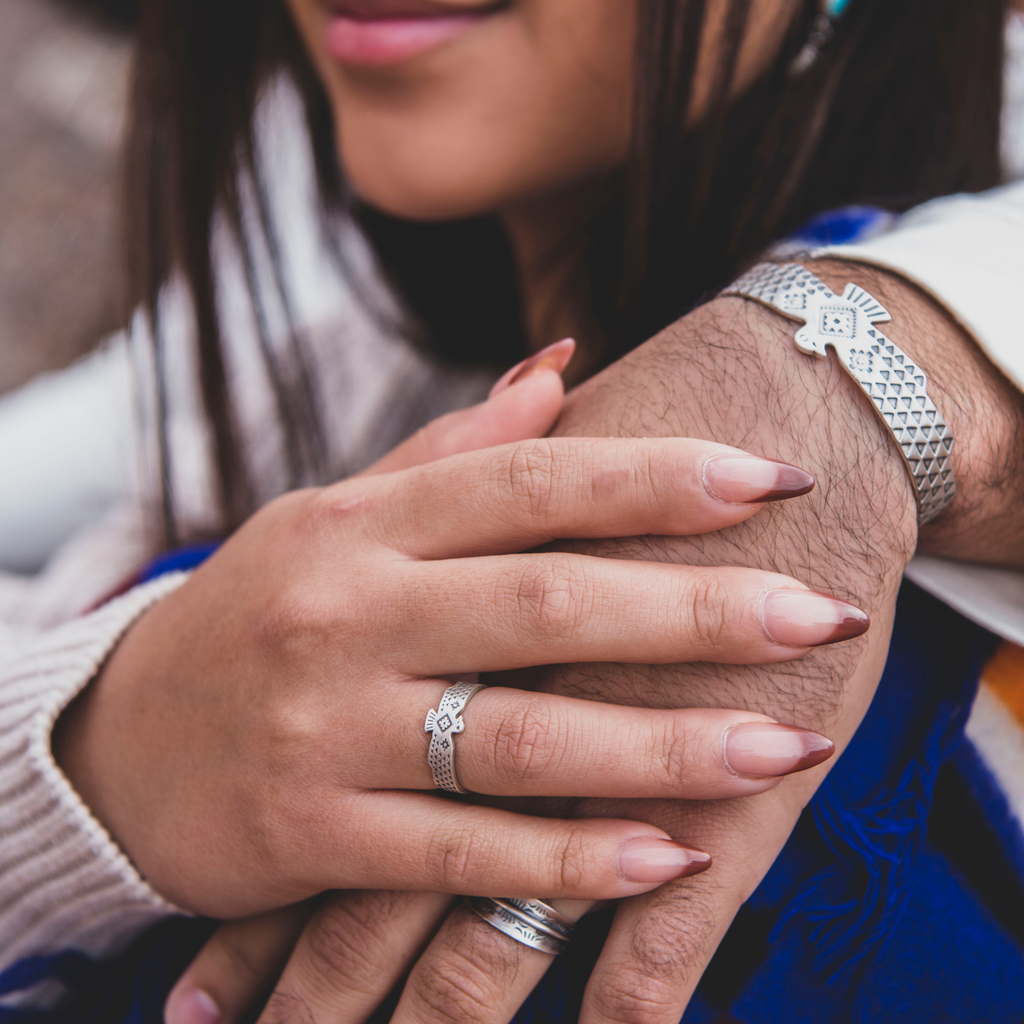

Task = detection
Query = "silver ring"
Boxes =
[424,682,487,793]
[500,898,574,940]
[464,896,575,956]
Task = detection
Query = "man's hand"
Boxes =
[385,259,1024,1024]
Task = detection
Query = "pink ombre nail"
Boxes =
[489,338,576,398]
[703,455,815,504]
[724,723,834,778]
[761,590,870,647]
[617,837,712,883]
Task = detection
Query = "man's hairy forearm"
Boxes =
[505,260,1024,1017]
[546,260,920,729]
[547,257,1024,721]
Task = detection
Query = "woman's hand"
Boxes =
[154,343,851,1024]
[57,425,847,912]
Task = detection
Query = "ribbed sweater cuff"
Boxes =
[0,574,190,977]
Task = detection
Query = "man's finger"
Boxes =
[165,905,313,1024]
[390,899,592,1024]
[577,784,826,1024]
[257,891,452,1024]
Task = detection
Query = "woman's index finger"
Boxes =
[337,437,812,561]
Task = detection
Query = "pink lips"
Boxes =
[325,2,500,66]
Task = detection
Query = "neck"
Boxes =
[501,179,609,379]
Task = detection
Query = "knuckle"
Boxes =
[488,696,565,785]
[258,990,316,1024]
[656,714,693,789]
[410,959,503,1024]
[553,826,590,892]
[588,884,718,1024]
[427,827,492,890]
[257,581,326,651]
[306,481,400,553]
[408,914,524,1024]
[307,482,372,532]
[685,572,730,650]
[504,439,560,519]
[297,896,395,995]
[642,883,717,969]
[588,970,687,1024]
[511,557,591,641]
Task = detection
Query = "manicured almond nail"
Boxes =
[703,455,815,503]
[761,589,869,647]
[167,989,220,1024]
[489,338,576,398]
[617,837,712,883]
[724,722,834,778]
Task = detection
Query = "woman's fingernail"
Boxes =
[724,722,835,778]
[489,338,576,398]
[168,989,221,1024]
[761,589,870,647]
[617,837,712,883]
[703,455,815,504]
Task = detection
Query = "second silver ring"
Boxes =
[465,896,575,956]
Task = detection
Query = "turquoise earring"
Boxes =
[788,0,850,77]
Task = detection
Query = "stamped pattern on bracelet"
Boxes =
[723,263,955,524]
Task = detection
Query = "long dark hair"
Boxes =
[127,0,1007,540]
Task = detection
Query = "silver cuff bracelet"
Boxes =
[722,262,955,525]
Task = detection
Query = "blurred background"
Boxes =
[0,0,137,397]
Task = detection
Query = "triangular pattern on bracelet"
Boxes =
[858,330,955,523]
[722,262,956,524]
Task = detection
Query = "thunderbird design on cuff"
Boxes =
[722,262,955,524]
[425,681,486,794]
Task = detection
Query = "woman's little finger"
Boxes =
[165,904,314,1024]
[256,891,453,1024]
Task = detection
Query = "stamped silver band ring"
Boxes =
[501,898,574,939]
[424,681,487,794]
[464,896,575,956]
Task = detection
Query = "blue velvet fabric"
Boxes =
[4,580,1024,1022]
[136,543,222,584]
[787,204,895,247]
[517,582,1024,1024]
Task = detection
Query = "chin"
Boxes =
[336,125,526,222]
[344,163,501,221]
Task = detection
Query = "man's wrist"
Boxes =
[553,288,916,727]
[802,259,1024,566]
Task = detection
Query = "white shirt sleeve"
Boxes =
[807,9,1024,644]
[814,179,1024,392]
[810,178,1024,646]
